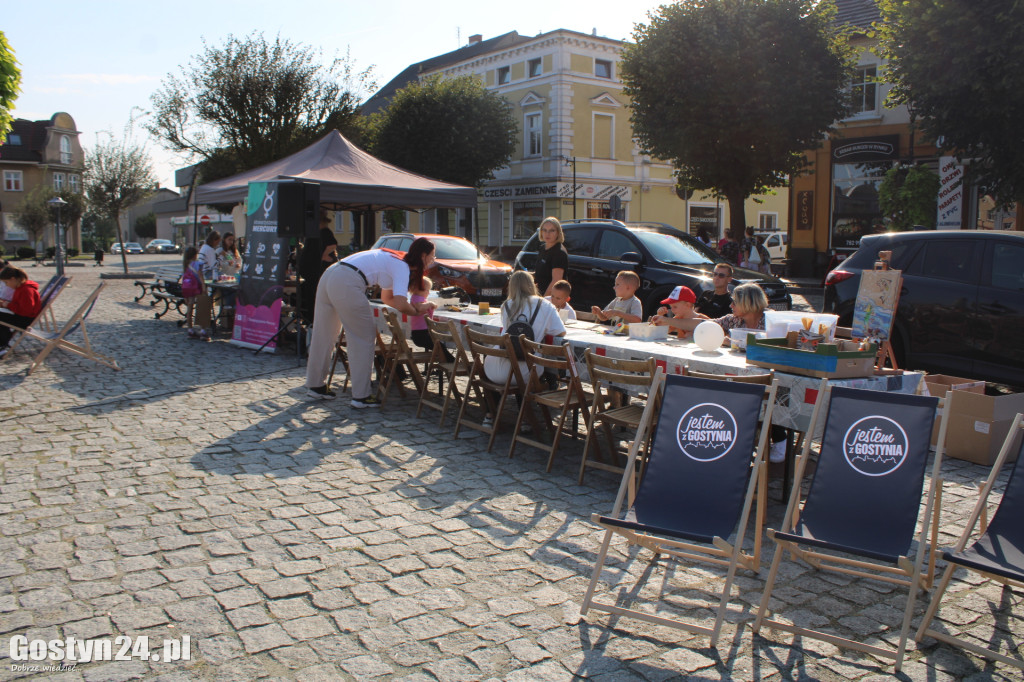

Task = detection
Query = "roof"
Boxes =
[835,0,881,30]
[362,31,531,115]
[0,118,50,163]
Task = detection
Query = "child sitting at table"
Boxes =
[408,276,453,362]
[591,270,643,324]
[649,286,708,339]
[0,265,42,357]
[545,279,576,321]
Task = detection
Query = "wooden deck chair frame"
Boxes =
[581,373,777,645]
[416,317,473,426]
[753,384,949,672]
[379,309,431,403]
[915,413,1024,670]
[15,282,120,375]
[0,275,73,363]
[578,351,661,499]
[454,327,529,452]
[508,336,592,472]
[326,328,390,394]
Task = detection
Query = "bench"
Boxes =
[134,266,182,305]
[153,281,188,322]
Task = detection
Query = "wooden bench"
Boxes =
[134,266,182,305]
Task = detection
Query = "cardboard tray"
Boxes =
[746,336,878,379]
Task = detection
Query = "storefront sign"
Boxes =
[936,156,963,229]
[689,205,720,235]
[483,183,632,201]
[832,135,900,162]
[797,191,814,231]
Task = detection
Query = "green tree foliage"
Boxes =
[11,186,53,249]
[369,75,518,189]
[878,164,941,231]
[148,33,374,183]
[134,211,157,240]
[0,31,21,141]
[877,0,1024,206]
[622,0,856,235]
[81,209,118,252]
[85,134,157,273]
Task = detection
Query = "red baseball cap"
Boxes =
[661,286,696,305]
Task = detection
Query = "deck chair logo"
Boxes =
[842,416,909,476]
[676,403,738,462]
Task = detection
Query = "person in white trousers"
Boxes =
[305,237,436,408]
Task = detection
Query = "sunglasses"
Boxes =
[713,272,729,278]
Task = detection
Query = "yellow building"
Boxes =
[366,30,788,256]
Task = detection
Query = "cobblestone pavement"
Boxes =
[0,261,1019,681]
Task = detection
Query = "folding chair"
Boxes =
[915,413,1024,670]
[379,309,431,403]
[416,316,472,426]
[754,385,947,672]
[1,275,72,362]
[508,337,592,472]
[13,282,121,375]
[454,327,528,452]
[581,374,777,645]
[326,328,389,394]
[577,352,661,492]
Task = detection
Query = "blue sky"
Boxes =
[4,0,650,188]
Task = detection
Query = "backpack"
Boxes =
[504,300,541,360]
[181,266,202,298]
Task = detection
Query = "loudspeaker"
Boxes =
[276,181,321,238]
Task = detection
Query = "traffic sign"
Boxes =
[200,215,211,227]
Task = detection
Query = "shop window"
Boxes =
[60,135,73,164]
[586,201,612,220]
[525,113,542,157]
[850,65,878,115]
[593,113,614,159]
[497,66,510,85]
[4,170,22,191]
[528,58,542,78]
[595,59,612,79]
[512,201,543,240]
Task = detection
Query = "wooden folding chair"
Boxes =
[581,374,776,645]
[754,385,948,672]
[379,309,432,403]
[915,413,1024,670]
[454,327,527,452]
[508,337,592,472]
[326,328,389,394]
[13,282,121,375]
[416,317,472,426]
[578,352,661,493]
[1,275,72,362]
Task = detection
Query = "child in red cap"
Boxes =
[649,285,707,339]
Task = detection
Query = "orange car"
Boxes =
[371,233,512,303]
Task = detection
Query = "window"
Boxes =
[5,134,20,145]
[596,230,637,260]
[69,174,80,193]
[563,228,598,256]
[3,213,27,240]
[917,241,977,284]
[587,201,612,219]
[497,66,510,85]
[525,113,542,157]
[850,66,878,114]
[4,170,22,191]
[60,135,73,164]
[528,58,542,78]
[512,201,543,240]
[989,242,1024,290]
[592,113,614,159]
[758,213,777,232]
[595,59,612,79]
[53,172,66,190]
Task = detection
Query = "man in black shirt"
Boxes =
[696,263,734,319]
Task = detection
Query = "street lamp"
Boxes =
[562,156,577,220]
[48,196,68,277]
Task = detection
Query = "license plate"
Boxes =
[480,288,502,297]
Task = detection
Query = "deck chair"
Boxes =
[915,413,1024,670]
[416,316,473,426]
[508,337,592,472]
[14,282,120,375]
[379,309,431,403]
[753,385,947,672]
[581,373,777,645]
[577,352,661,496]
[0,275,72,362]
[454,327,529,452]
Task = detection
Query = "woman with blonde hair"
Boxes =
[532,216,568,297]
[484,270,566,384]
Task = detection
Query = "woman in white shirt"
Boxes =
[198,231,221,278]
[484,270,566,385]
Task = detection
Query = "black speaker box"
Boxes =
[276,182,321,238]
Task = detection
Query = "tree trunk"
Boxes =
[116,212,129,274]
[726,188,747,241]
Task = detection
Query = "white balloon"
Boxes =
[694,320,726,352]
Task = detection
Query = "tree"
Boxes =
[877,0,1024,208]
[621,0,856,236]
[85,134,157,273]
[878,164,941,231]
[148,33,374,182]
[81,209,118,252]
[0,31,21,141]
[10,186,84,254]
[369,75,518,189]
[134,211,156,240]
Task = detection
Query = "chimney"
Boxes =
[592,28,597,36]
[469,34,482,45]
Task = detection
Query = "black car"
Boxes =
[823,230,1024,386]
[513,220,791,318]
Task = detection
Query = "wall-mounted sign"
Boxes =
[936,156,964,229]
[797,191,814,231]
[483,183,632,201]
[832,135,900,163]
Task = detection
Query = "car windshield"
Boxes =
[127,243,142,248]
[432,239,481,261]
[634,231,715,266]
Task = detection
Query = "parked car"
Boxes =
[370,233,512,303]
[111,242,144,255]
[513,220,791,318]
[759,231,788,261]
[146,239,181,254]
[823,230,1024,387]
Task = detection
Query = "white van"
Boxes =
[760,231,788,261]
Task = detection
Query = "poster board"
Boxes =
[851,269,902,341]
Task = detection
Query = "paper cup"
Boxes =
[478,301,490,315]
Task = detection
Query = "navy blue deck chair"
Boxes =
[581,373,778,645]
[754,386,947,672]
[20,282,120,375]
[0,275,71,359]
[916,413,1024,670]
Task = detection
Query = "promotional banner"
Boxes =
[231,182,291,350]
[936,156,964,229]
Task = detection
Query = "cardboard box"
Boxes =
[938,390,1024,466]
[746,337,877,379]
[924,374,986,398]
